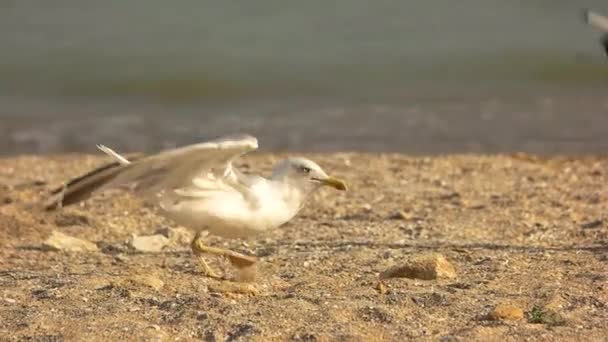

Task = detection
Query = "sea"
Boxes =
[1,0,608,155]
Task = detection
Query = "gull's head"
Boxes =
[271,157,347,192]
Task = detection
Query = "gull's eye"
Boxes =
[299,166,311,174]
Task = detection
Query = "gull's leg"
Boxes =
[56,183,68,210]
[194,244,257,269]
[190,231,222,279]
[190,231,258,282]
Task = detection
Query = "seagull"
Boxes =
[44,134,347,280]
[583,9,608,57]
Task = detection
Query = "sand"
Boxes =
[0,152,607,341]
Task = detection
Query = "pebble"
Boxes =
[388,211,408,220]
[380,254,457,280]
[55,213,91,227]
[487,303,524,321]
[155,226,193,247]
[128,275,165,291]
[581,219,603,229]
[42,231,99,252]
[375,282,387,294]
[128,234,169,252]
[113,254,129,263]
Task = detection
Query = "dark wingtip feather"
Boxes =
[45,153,143,210]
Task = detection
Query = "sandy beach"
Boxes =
[0,152,607,341]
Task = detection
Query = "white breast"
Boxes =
[156,179,303,239]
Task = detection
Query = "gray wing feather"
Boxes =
[101,134,258,196]
[45,134,258,209]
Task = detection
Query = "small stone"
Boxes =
[128,275,164,291]
[155,227,193,247]
[55,213,91,227]
[465,202,486,210]
[42,231,99,252]
[113,254,129,263]
[581,219,603,229]
[388,211,408,220]
[358,306,393,323]
[226,323,258,341]
[380,254,457,280]
[438,191,460,200]
[128,234,169,252]
[375,282,387,294]
[487,303,524,321]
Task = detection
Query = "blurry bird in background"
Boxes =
[583,9,608,57]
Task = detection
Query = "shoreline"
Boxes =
[1,153,607,340]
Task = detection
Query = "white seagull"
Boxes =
[45,134,347,280]
[583,9,608,57]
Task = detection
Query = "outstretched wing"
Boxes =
[100,134,258,197]
[45,134,258,209]
[584,9,608,32]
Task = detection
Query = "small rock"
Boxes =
[465,202,486,210]
[411,292,449,307]
[438,191,460,200]
[380,254,457,280]
[487,303,524,321]
[128,234,169,252]
[291,332,317,342]
[389,211,425,222]
[388,211,408,220]
[55,213,91,227]
[226,323,258,342]
[32,179,47,186]
[581,219,603,229]
[358,306,393,323]
[128,275,164,291]
[375,281,387,294]
[155,226,193,247]
[42,231,98,252]
[113,254,129,263]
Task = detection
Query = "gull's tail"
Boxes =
[44,146,143,210]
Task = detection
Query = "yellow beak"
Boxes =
[319,176,347,191]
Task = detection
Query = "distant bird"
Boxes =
[583,9,608,57]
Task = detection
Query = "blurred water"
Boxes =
[1,0,608,154]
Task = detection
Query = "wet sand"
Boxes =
[0,153,607,341]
